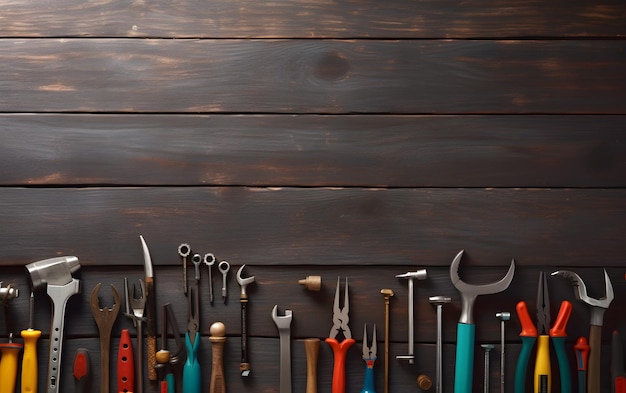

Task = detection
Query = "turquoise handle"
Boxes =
[183,331,201,393]
[360,358,376,393]
[514,336,536,393]
[454,323,475,393]
[165,373,175,393]
[552,337,572,393]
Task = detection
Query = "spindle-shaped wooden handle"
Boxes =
[304,338,320,393]
[210,322,227,393]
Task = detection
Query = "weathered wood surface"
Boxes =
[2,0,625,38]
[2,39,625,114]
[1,114,625,188]
[0,188,624,267]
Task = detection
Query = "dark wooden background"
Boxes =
[1,1,625,392]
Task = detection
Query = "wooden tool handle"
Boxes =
[588,325,602,393]
[210,322,227,393]
[304,338,320,393]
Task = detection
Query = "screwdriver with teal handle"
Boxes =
[450,250,516,393]
[183,285,201,393]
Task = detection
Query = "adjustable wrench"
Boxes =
[450,250,515,393]
[272,305,293,393]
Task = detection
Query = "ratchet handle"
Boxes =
[183,331,201,393]
[117,329,135,393]
[325,337,356,393]
[454,323,475,393]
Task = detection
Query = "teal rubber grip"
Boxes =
[454,323,476,393]
[183,331,201,393]
[514,336,536,393]
[360,359,376,393]
[552,337,572,393]
[165,373,175,393]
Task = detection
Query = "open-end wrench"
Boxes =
[218,261,230,304]
[450,250,515,393]
[236,265,255,377]
[552,269,614,393]
[89,283,121,393]
[272,305,293,393]
[204,253,216,304]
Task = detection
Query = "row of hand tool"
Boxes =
[1,244,624,393]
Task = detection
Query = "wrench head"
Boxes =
[450,250,516,296]
[236,265,255,286]
[203,253,215,266]
[271,305,293,330]
[551,269,614,309]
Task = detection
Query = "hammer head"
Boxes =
[26,256,81,289]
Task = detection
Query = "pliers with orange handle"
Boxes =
[325,277,356,393]
[514,272,572,393]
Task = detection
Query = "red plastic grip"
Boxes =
[325,337,356,393]
[117,329,135,392]
[549,301,572,338]
[516,301,537,337]
[574,336,590,371]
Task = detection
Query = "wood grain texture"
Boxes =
[1,0,625,38]
[1,114,625,188]
[0,187,624,267]
[2,39,625,114]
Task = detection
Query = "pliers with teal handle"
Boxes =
[450,250,516,393]
[360,324,377,393]
[183,284,201,393]
[514,297,572,393]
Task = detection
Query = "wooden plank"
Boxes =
[1,114,625,188]
[1,0,625,39]
[2,40,625,114]
[0,187,624,267]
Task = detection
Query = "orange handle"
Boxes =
[516,301,538,337]
[117,329,135,393]
[325,338,356,393]
[549,301,572,338]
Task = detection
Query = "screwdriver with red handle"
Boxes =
[73,348,92,393]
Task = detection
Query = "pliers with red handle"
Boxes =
[325,277,355,393]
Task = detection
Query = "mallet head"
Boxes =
[25,256,80,289]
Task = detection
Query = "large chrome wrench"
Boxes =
[552,269,613,393]
[272,305,293,393]
[450,250,515,393]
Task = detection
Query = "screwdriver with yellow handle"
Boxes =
[0,333,24,393]
[21,291,42,393]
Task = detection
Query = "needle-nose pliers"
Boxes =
[514,272,572,393]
